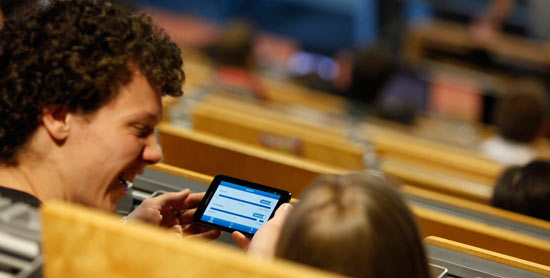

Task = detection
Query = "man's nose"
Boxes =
[143,133,163,164]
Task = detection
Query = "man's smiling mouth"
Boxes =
[119,177,133,190]
[118,171,138,191]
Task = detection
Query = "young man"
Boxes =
[0,0,219,239]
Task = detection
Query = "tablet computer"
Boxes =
[193,175,291,237]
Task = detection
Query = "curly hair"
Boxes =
[0,0,184,165]
[0,0,37,19]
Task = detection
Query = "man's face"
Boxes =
[65,70,163,212]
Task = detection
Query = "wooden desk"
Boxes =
[192,99,365,170]
[362,123,503,185]
[425,236,549,276]
[179,96,501,203]
[403,185,550,249]
[42,201,336,278]
[157,123,347,197]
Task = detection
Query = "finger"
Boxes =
[181,223,216,235]
[176,208,196,225]
[152,189,190,210]
[186,229,222,241]
[271,203,293,225]
[160,214,175,227]
[158,192,192,227]
[231,231,250,250]
[171,192,206,224]
[168,225,184,238]
[182,192,205,209]
[126,202,162,224]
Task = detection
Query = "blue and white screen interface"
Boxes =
[201,181,281,234]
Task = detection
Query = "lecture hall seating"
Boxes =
[173,94,501,203]
[157,122,347,197]
[127,163,550,266]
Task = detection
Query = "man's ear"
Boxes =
[41,106,72,141]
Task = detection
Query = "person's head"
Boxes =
[491,160,550,221]
[275,172,429,278]
[347,46,396,105]
[215,20,255,69]
[0,0,184,211]
[495,81,546,143]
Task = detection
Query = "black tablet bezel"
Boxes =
[193,175,292,237]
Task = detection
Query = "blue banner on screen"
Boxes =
[200,181,281,234]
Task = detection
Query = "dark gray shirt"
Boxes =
[0,186,41,207]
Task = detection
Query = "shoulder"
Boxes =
[481,137,537,166]
[0,186,41,207]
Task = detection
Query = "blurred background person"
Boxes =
[342,45,420,125]
[480,80,548,165]
[210,20,267,100]
[491,160,550,221]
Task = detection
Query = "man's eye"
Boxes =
[135,126,153,138]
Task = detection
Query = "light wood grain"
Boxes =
[192,100,365,169]
[413,206,550,266]
[403,185,550,230]
[425,236,550,275]
[157,123,347,197]
[42,201,338,278]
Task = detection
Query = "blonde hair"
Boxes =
[275,172,429,278]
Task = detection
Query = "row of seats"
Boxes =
[107,163,549,277]
[42,193,550,277]
[154,58,550,270]
[184,94,501,202]
[148,148,550,266]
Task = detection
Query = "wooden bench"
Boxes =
[402,185,550,241]
[361,123,503,185]
[132,163,550,266]
[425,236,549,277]
[382,159,493,203]
[191,98,365,170]
[413,206,549,266]
[157,122,347,197]
[181,57,349,115]
[191,94,347,136]
[175,96,499,203]
[135,164,547,242]
[260,76,348,115]
[42,201,336,278]
[184,93,503,184]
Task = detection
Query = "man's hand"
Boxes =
[232,203,293,259]
[126,189,221,240]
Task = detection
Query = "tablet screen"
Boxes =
[200,180,282,234]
